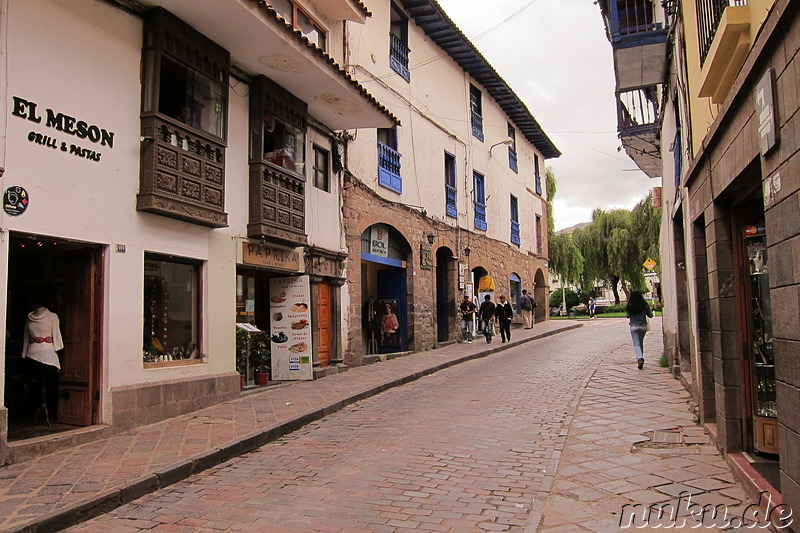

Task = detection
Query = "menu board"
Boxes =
[269,276,313,381]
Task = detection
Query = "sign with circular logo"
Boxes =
[3,186,29,216]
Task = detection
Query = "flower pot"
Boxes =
[254,370,270,386]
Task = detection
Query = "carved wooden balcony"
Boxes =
[248,162,307,246]
[137,116,227,228]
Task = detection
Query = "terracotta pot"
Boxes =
[254,370,270,386]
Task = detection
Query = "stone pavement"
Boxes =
[0,319,581,533]
[526,319,776,532]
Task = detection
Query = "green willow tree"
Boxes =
[572,193,662,304]
[545,167,585,288]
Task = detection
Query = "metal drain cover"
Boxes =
[652,429,683,444]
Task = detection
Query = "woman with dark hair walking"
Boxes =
[626,291,653,370]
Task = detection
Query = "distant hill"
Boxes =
[556,222,591,235]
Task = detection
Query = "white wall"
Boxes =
[345,0,547,253]
[1,0,242,400]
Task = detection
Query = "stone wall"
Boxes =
[342,175,548,366]
[683,0,800,517]
[110,373,241,431]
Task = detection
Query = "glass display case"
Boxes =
[745,226,778,454]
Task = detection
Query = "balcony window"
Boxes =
[248,75,308,245]
[270,0,327,50]
[535,175,543,196]
[390,4,410,81]
[143,254,201,366]
[508,123,518,173]
[697,0,748,63]
[510,195,521,245]
[158,56,226,139]
[264,116,306,175]
[378,128,402,193]
[445,151,457,218]
[137,8,229,228]
[474,171,487,231]
[608,0,661,36]
[313,145,330,192]
[618,86,660,130]
[470,84,484,142]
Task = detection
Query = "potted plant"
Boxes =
[235,328,250,388]
[250,331,271,386]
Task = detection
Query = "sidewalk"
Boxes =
[526,320,767,532]
[0,320,582,533]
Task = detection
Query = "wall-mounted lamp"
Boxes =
[489,138,514,158]
[426,233,435,245]
[463,246,471,257]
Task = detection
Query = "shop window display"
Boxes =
[143,255,201,365]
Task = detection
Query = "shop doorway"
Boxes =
[361,224,410,355]
[435,248,454,343]
[4,234,102,440]
[733,197,778,457]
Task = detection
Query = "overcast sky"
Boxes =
[435,0,661,231]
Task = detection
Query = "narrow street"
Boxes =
[63,320,753,532]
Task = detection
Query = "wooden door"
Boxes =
[316,281,331,367]
[57,252,97,426]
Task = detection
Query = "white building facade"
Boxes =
[0,0,394,462]
[340,0,560,362]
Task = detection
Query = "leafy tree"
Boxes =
[549,233,584,286]
[545,167,557,239]
[632,192,662,275]
[549,288,580,309]
[573,206,654,304]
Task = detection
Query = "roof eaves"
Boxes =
[398,0,560,158]
[252,1,397,125]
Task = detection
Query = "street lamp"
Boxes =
[426,232,435,245]
[488,138,513,158]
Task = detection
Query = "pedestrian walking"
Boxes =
[478,294,496,343]
[588,295,596,319]
[521,289,536,329]
[459,294,477,343]
[495,295,513,343]
[626,291,654,369]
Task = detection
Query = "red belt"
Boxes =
[31,336,53,343]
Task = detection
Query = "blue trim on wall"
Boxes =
[361,252,405,268]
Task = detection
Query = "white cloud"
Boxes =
[436,0,661,230]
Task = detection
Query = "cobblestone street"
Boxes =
[59,319,761,532]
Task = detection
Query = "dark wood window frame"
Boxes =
[313,144,330,192]
[143,252,204,369]
[137,8,230,228]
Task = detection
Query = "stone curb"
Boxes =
[6,323,582,533]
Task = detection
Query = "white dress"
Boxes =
[21,307,64,370]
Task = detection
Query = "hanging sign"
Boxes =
[643,258,657,271]
[242,242,300,271]
[269,275,313,381]
[3,186,29,216]
[370,225,389,257]
[755,69,777,155]
[420,244,432,270]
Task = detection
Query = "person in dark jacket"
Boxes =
[495,295,513,343]
[626,291,654,369]
[478,295,496,343]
